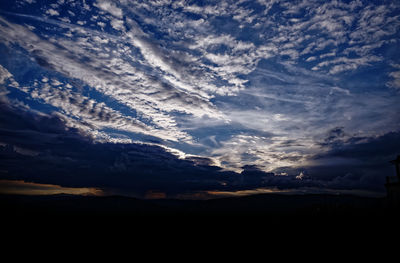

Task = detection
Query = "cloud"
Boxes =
[211,133,311,173]
[387,64,400,90]
[0,14,220,142]
[320,126,346,146]
[388,71,400,90]
[0,0,399,197]
[1,87,397,196]
[301,131,400,191]
[2,0,398,145]
[45,9,59,16]
[25,80,153,136]
[312,56,382,74]
[0,100,236,197]
[0,64,12,84]
[94,0,123,18]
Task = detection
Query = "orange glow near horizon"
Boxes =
[144,190,167,199]
[206,188,291,198]
[0,180,104,196]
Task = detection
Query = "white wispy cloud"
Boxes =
[27,81,153,134]
[1,0,399,174]
[45,9,59,16]
[94,0,123,18]
[0,64,13,85]
[211,134,313,173]
[0,14,230,142]
[387,63,400,90]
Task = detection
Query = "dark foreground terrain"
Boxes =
[1,193,397,218]
[2,193,400,238]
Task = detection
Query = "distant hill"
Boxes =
[0,193,394,218]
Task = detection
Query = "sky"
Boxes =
[0,0,400,199]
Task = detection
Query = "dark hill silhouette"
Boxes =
[0,192,393,218]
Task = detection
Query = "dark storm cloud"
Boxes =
[241,164,315,188]
[303,131,400,191]
[0,99,319,196]
[0,100,238,197]
[184,156,217,167]
[1,0,399,198]
[317,132,400,161]
[1,99,397,196]
[321,126,346,146]
[0,102,87,150]
[33,55,54,70]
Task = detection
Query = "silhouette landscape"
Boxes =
[1,1,400,223]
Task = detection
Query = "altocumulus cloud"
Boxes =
[0,98,237,197]
[0,0,400,197]
[0,96,399,197]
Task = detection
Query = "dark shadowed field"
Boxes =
[3,193,399,243]
[1,193,396,219]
